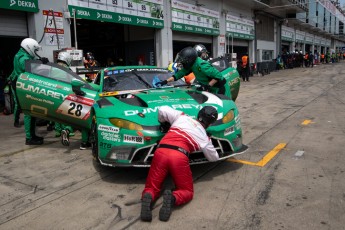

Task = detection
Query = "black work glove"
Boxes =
[155,80,168,87]
[40,57,49,64]
[159,121,171,133]
[197,84,210,92]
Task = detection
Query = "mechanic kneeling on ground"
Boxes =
[8,38,49,145]
[156,47,226,95]
[141,105,219,222]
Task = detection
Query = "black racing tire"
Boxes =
[90,116,99,162]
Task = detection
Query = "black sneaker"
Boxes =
[25,138,43,145]
[159,190,175,222]
[32,135,44,141]
[80,142,91,150]
[141,193,153,222]
[61,130,70,146]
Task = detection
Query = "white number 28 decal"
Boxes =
[57,94,94,120]
[68,102,83,117]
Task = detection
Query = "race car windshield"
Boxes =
[102,69,183,92]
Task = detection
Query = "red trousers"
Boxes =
[142,148,193,206]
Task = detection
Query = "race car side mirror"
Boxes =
[71,79,86,96]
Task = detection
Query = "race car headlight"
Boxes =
[109,118,143,131]
[222,110,235,124]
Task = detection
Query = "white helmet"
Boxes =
[194,44,207,54]
[21,38,41,59]
[193,44,209,60]
[57,51,72,66]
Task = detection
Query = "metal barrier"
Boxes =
[256,61,276,76]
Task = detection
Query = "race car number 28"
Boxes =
[57,94,94,120]
[68,102,84,117]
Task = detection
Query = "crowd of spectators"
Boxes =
[236,49,345,80]
[276,50,344,70]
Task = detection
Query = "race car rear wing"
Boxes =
[75,67,103,75]
[209,56,230,72]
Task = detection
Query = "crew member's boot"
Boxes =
[141,193,153,222]
[25,138,43,145]
[61,130,70,146]
[159,190,175,222]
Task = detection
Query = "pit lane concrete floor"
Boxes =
[0,62,345,230]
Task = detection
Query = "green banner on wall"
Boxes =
[172,22,219,35]
[282,36,294,42]
[0,0,39,12]
[68,5,164,29]
[227,32,254,40]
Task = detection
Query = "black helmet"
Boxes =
[176,47,198,69]
[197,106,218,128]
[86,52,94,60]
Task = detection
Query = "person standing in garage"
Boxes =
[141,106,219,222]
[241,53,250,82]
[84,52,99,82]
[8,38,48,145]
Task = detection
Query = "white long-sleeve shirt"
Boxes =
[158,106,219,162]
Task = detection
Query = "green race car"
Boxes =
[16,57,247,167]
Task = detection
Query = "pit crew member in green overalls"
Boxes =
[54,51,75,145]
[54,51,91,150]
[156,47,226,94]
[9,38,48,145]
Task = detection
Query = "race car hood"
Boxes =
[94,88,233,125]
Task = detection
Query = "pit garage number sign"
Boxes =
[226,14,255,40]
[171,0,220,35]
[57,94,94,120]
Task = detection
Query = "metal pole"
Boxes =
[73,9,78,49]
[232,33,234,54]
[227,33,229,54]
[51,9,60,50]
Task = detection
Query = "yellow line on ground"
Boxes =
[255,143,286,167]
[302,120,312,125]
[227,143,287,167]
[227,158,258,166]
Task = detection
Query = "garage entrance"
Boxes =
[70,19,155,67]
[0,8,28,110]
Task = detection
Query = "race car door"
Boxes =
[16,60,98,130]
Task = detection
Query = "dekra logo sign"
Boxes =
[10,0,36,8]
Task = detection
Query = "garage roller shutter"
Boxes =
[231,39,249,47]
[173,31,212,43]
[0,9,28,37]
